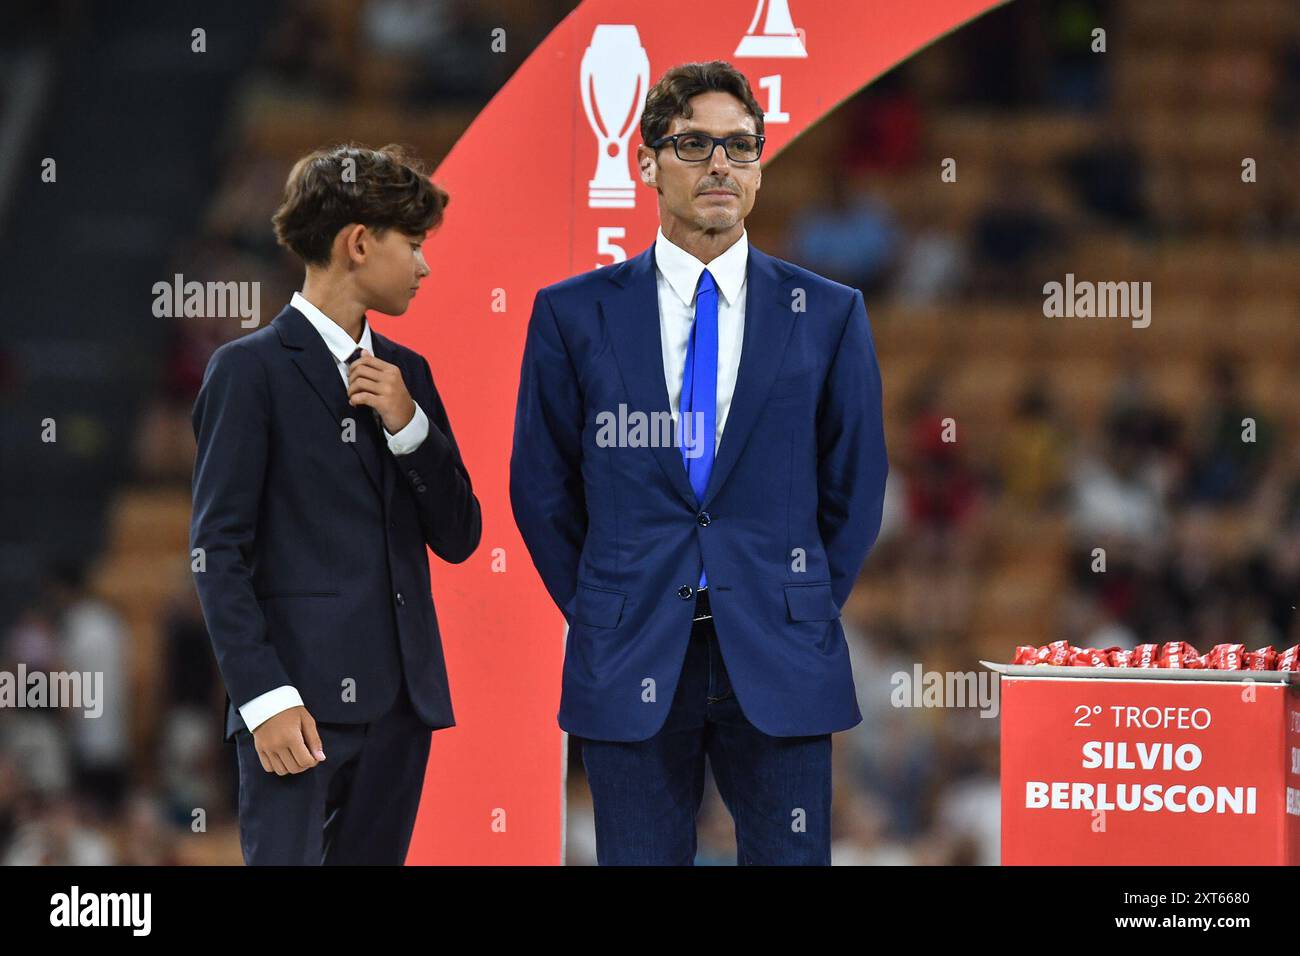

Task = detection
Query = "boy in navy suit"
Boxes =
[191,144,481,864]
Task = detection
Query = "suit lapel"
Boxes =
[273,305,385,499]
[601,249,700,510]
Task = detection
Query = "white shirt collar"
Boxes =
[291,290,373,365]
[654,227,748,308]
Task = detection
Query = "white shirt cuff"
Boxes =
[239,685,304,732]
[384,401,429,455]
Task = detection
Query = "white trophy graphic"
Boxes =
[580,25,650,209]
[735,0,807,58]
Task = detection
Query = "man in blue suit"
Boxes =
[510,62,888,865]
[191,144,481,864]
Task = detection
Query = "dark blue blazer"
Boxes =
[190,304,481,741]
[510,243,888,741]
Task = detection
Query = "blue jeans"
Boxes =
[578,614,832,865]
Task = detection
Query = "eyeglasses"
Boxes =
[649,132,765,164]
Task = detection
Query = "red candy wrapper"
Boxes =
[1158,641,1201,669]
[1010,641,1299,672]
[1045,640,1074,666]
[1245,647,1277,671]
[1070,648,1109,667]
[1208,643,1246,670]
[1132,644,1160,668]
[1012,645,1038,665]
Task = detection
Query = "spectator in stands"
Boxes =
[1244,497,1300,642]
[262,0,353,98]
[1149,507,1253,646]
[1062,121,1152,232]
[837,67,923,174]
[1104,363,1182,491]
[385,0,508,105]
[894,381,985,640]
[159,586,236,827]
[1,794,114,866]
[1182,355,1276,505]
[933,719,1000,864]
[1069,414,1169,547]
[971,165,1062,297]
[952,1,1041,108]
[904,398,983,537]
[1044,0,1112,112]
[1000,377,1073,512]
[0,601,72,807]
[893,194,971,306]
[788,173,901,297]
[831,789,907,864]
[0,756,21,859]
[1064,568,1142,648]
[118,791,182,865]
[1269,37,1300,133]
[45,560,130,820]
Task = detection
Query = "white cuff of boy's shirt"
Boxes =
[239,685,304,732]
[384,401,429,456]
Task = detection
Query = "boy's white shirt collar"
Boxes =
[286,289,431,451]
[291,291,374,363]
[653,227,748,308]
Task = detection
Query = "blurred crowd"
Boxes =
[5,0,1300,864]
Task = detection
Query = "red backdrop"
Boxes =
[375,0,1005,864]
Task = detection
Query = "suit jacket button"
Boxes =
[408,470,418,479]
[697,512,711,526]
[677,585,694,600]
[416,484,427,493]
[396,591,405,606]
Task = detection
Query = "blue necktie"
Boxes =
[680,269,717,588]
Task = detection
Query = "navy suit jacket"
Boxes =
[190,304,481,741]
[510,243,888,741]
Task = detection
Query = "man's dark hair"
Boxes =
[640,60,765,147]
[272,143,449,266]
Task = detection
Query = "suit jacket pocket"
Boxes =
[575,584,627,628]
[784,582,838,622]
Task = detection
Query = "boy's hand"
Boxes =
[347,350,416,434]
[252,706,326,775]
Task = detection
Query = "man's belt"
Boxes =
[692,587,712,622]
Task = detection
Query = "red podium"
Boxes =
[988,663,1300,865]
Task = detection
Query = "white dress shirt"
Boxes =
[654,227,748,453]
[237,291,430,734]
